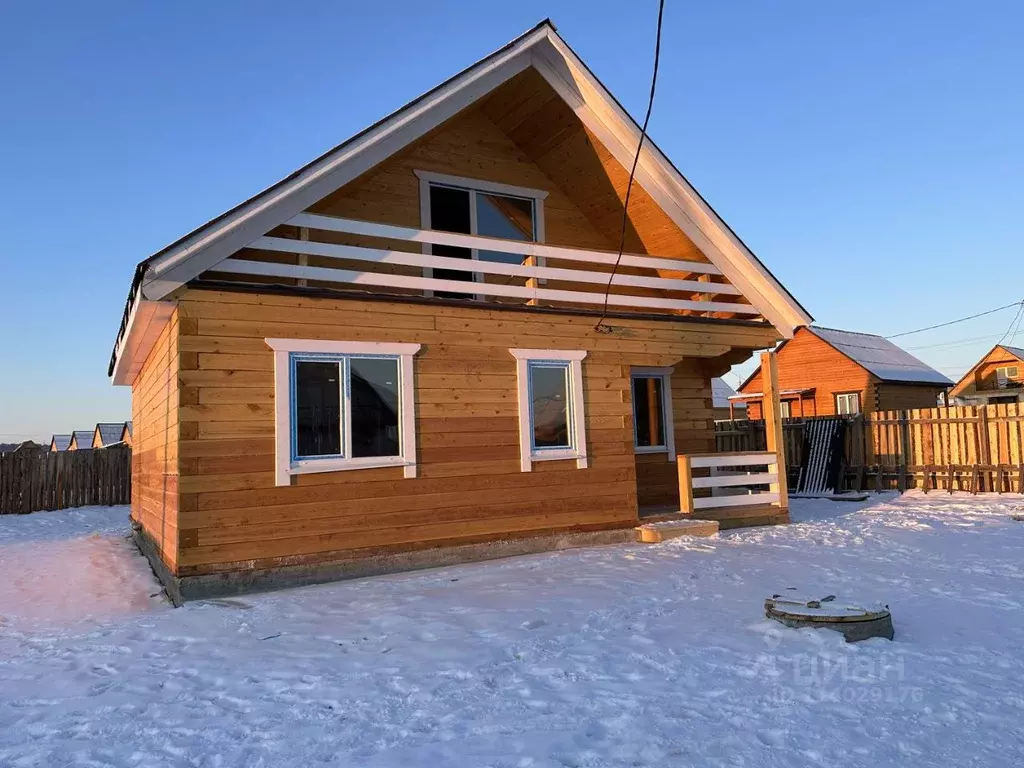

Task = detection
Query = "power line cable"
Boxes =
[995,300,1024,347]
[885,301,1022,339]
[595,0,665,333]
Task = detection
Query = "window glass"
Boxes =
[295,361,342,458]
[350,358,401,458]
[475,193,534,264]
[428,185,473,288]
[836,393,861,415]
[632,376,666,447]
[529,363,570,449]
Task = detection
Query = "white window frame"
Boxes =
[630,366,676,461]
[996,366,1019,387]
[509,349,587,472]
[835,392,861,415]
[779,400,792,419]
[265,339,421,486]
[416,170,548,298]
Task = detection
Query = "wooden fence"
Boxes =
[716,403,1024,493]
[0,446,132,514]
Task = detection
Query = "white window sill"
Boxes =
[288,455,413,478]
[634,444,669,454]
[528,448,588,469]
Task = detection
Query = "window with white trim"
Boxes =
[779,400,792,419]
[996,366,1019,388]
[509,349,587,472]
[630,367,675,459]
[417,170,547,297]
[835,392,861,415]
[265,339,420,486]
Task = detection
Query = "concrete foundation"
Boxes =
[132,524,637,603]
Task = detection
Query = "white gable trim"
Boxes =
[128,20,809,346]
[140,26,547,300]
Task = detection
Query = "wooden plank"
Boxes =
[693,492,780,510]
[691,472,776,489]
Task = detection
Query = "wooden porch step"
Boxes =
[636,518,720,543]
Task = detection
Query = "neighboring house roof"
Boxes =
[94,422,126,446]
[807,327,951,386]
[122,421,133,438]
[949,344,1024,397]
[50,434,72,451]
[70,431,94,448]
[109,18,813,383]
[711,378,745,409]
[737,325,952,391]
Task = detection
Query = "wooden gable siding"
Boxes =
[171,288,777,576]
[131,308,181,570]
[207,68,753,320]
[742,328,873,419]
[973,349,1024,392]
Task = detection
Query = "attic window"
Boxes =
[416,171,547,298]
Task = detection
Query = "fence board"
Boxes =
[0,446,132,514]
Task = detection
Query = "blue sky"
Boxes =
[1,1,1022,440]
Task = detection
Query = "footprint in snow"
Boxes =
[521,619,547,630]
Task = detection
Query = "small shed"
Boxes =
[67,431,94,451]
[735,326,951,418]
[50,434,72,452]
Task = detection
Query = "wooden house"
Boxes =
[120,421,134,447]
[735,326,950,419]
[949,345,1024,405]
[107,21,812,599]
[67,431,94,451]
[50,434,72,452]
[93,422,128,448]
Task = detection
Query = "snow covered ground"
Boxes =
[2,492,1024,767]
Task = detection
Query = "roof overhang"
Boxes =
[111,19,814,380]
[729,388,815,401]
[111,289,175,386]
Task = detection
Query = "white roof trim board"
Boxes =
[111,19,813,382]
[808,327,952,386]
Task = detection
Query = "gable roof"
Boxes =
[50,434,72,451]
[949,344,1024,396]
[70,430,94,448]
[738,325,952,391]
[110,19,813,382]
[807,327,951,385]
[712,378,745,409]
[122,421,133,438]
[94,422,126,446]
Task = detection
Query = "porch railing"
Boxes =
[213,212,761,317]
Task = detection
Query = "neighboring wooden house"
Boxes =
[67,431,94,451]
[50,434,72,452]
[93,422,128,448]
[107,20,813,598]
[711,378,745,421]
[736,326,950,419]
[120,421,133,447]
[949,345,1024,405]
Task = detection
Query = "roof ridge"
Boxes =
[809,324,883,339]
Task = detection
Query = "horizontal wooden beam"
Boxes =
[688,452,777,468]
[691,472,776,489]
[693,491,780,510]
[252,236,742,295]
[287,213,724,276]
[216,259,762,315]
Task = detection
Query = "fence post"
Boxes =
[977,406,991,492]
[761,351,789,512]
[677,455,695,514]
